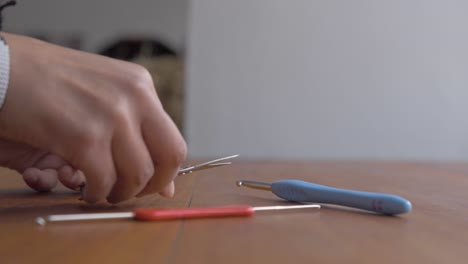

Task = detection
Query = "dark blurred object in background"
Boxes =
[98,38,177,61]
[134,55,184,133]
[99,37,184,133]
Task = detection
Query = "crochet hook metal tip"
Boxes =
[236,180,272,191]
[178,154,239,175]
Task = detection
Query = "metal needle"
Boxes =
[236,180,272,191]
[178,154,239,175]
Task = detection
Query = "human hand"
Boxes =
[0,33,187,203]
[0,138,84,191]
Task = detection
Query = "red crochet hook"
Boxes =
[35,204,320,225]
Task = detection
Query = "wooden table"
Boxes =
[1,161,467,264]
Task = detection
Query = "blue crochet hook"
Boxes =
[236,180,412,215]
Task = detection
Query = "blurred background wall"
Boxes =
[186,0,468,161]
[4,0,468,161]
[4,0,188,52]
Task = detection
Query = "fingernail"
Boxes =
[73,171,86,188]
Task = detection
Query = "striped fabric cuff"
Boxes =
[0,35,9,109]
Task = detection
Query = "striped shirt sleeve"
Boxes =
[0,35,9,109]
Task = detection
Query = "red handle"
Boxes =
[134,205,255,221]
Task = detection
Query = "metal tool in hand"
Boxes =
[177,154,239,175]
[79,155,239,198]
[237,180,412,215]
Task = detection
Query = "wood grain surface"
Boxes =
[1,161,467,264]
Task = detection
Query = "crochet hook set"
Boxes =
[36,155,412,225]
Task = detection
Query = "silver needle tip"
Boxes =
[35,217,46,226]
[235,180,272,191]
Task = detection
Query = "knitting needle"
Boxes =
[35,204,320,225]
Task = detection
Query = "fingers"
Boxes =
[32,153,86,191]
[33,153,68,170]
[22,153,66,192]
[22,168,58,192]
[23,163,85,192]
[159,181,175,198]
[58,165,85,191]
[79,148,117,203]
[106,127,154,203]
[138,112,187,197]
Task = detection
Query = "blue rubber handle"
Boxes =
[271,180,412,215]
